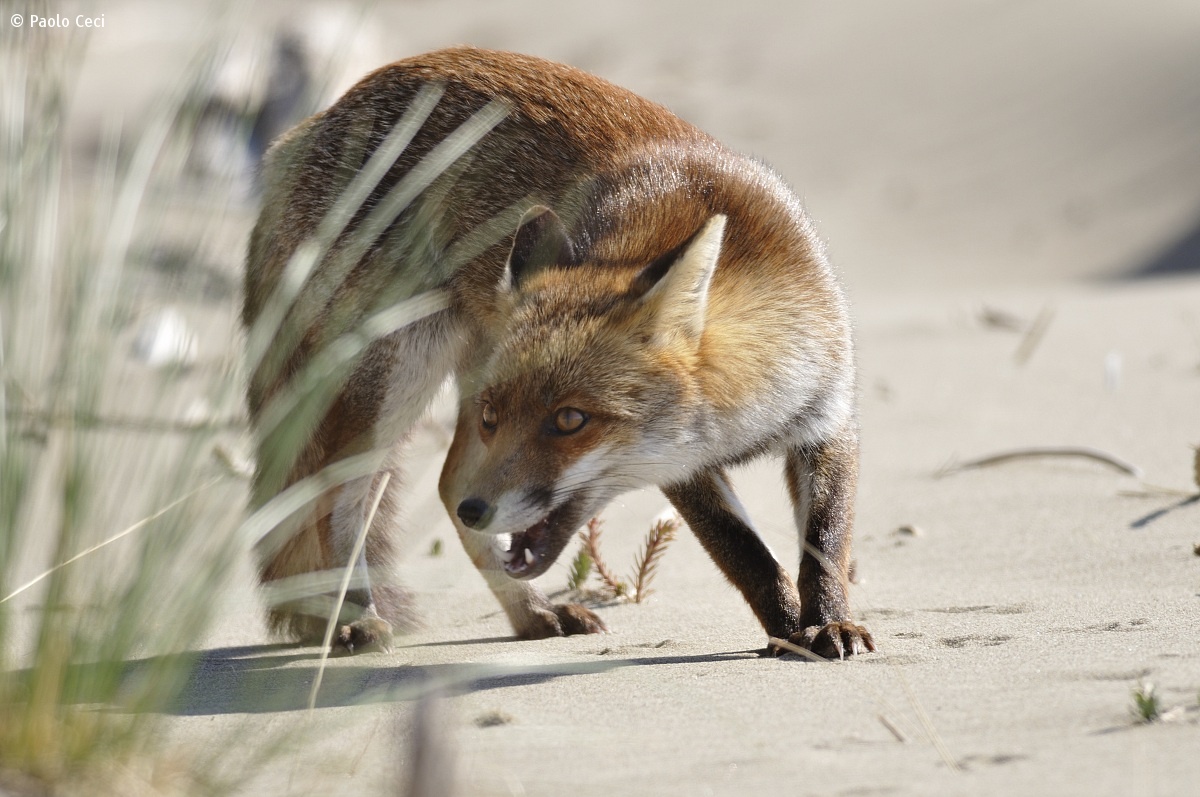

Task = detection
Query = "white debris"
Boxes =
[131,307,198,368]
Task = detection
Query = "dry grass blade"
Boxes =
[308,472,392,713]
[0,475,223,605]
[629,515,678,603]
[243,83,446,379]
[581,518,626,599]
[251,289,450,445]
[245,449,385,554]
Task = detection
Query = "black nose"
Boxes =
[456,497,489,528]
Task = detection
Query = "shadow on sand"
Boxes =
[18,642,763,717]
[1125,215,1200,278]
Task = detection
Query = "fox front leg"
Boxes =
[438,401,606,639]
[783,429,875,659]
[662,467,807,646]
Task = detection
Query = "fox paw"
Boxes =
[773,621,875,660]
[518,603,607,639]
[335,616,394,654]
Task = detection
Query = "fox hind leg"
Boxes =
[257,314,457,652]
[783,427,875,659]
[326,316,462,652]
[327,467,406,653]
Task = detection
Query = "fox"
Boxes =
[244,46,874,660]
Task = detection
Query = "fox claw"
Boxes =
[771,622,875,660]
[335,616,394,654]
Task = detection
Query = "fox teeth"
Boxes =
[496,533,513,552]
[524,548,535,566]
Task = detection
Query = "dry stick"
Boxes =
[0,475,225,604]
[775,634,959,770]
[898,671,961,772]
[878,714,908,743]
[939,446,1143,479]
[768,638,928,751]
[308,471,392,714]
[1014,304,1054,365]
[1119,484,1196,499]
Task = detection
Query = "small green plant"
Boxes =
[572,513,680,602]
[565,547,593,592]
[1131,681,1162,724]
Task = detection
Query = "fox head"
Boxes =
[451,206,726,580]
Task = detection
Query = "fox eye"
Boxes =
[554,407,588,434]
[480,401,498,430]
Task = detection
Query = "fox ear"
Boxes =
[502,206,575,292]
[633,214,726,341]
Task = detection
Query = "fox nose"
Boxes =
[456,497,490,529]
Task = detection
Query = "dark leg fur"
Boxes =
[783,428,875,659]
[663,468,804,640]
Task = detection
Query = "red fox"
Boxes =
[244,47,874,659]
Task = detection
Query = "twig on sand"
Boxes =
[1013,304,1054,365]
[878,714,908,743]
[1119,484,1195,499]
[770,640,958,768]
[937,446,1142,479]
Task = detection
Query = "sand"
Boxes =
[20,1,1200,794]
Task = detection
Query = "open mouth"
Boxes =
[494,506,565,579]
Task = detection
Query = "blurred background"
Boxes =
[56,0,1200,297]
